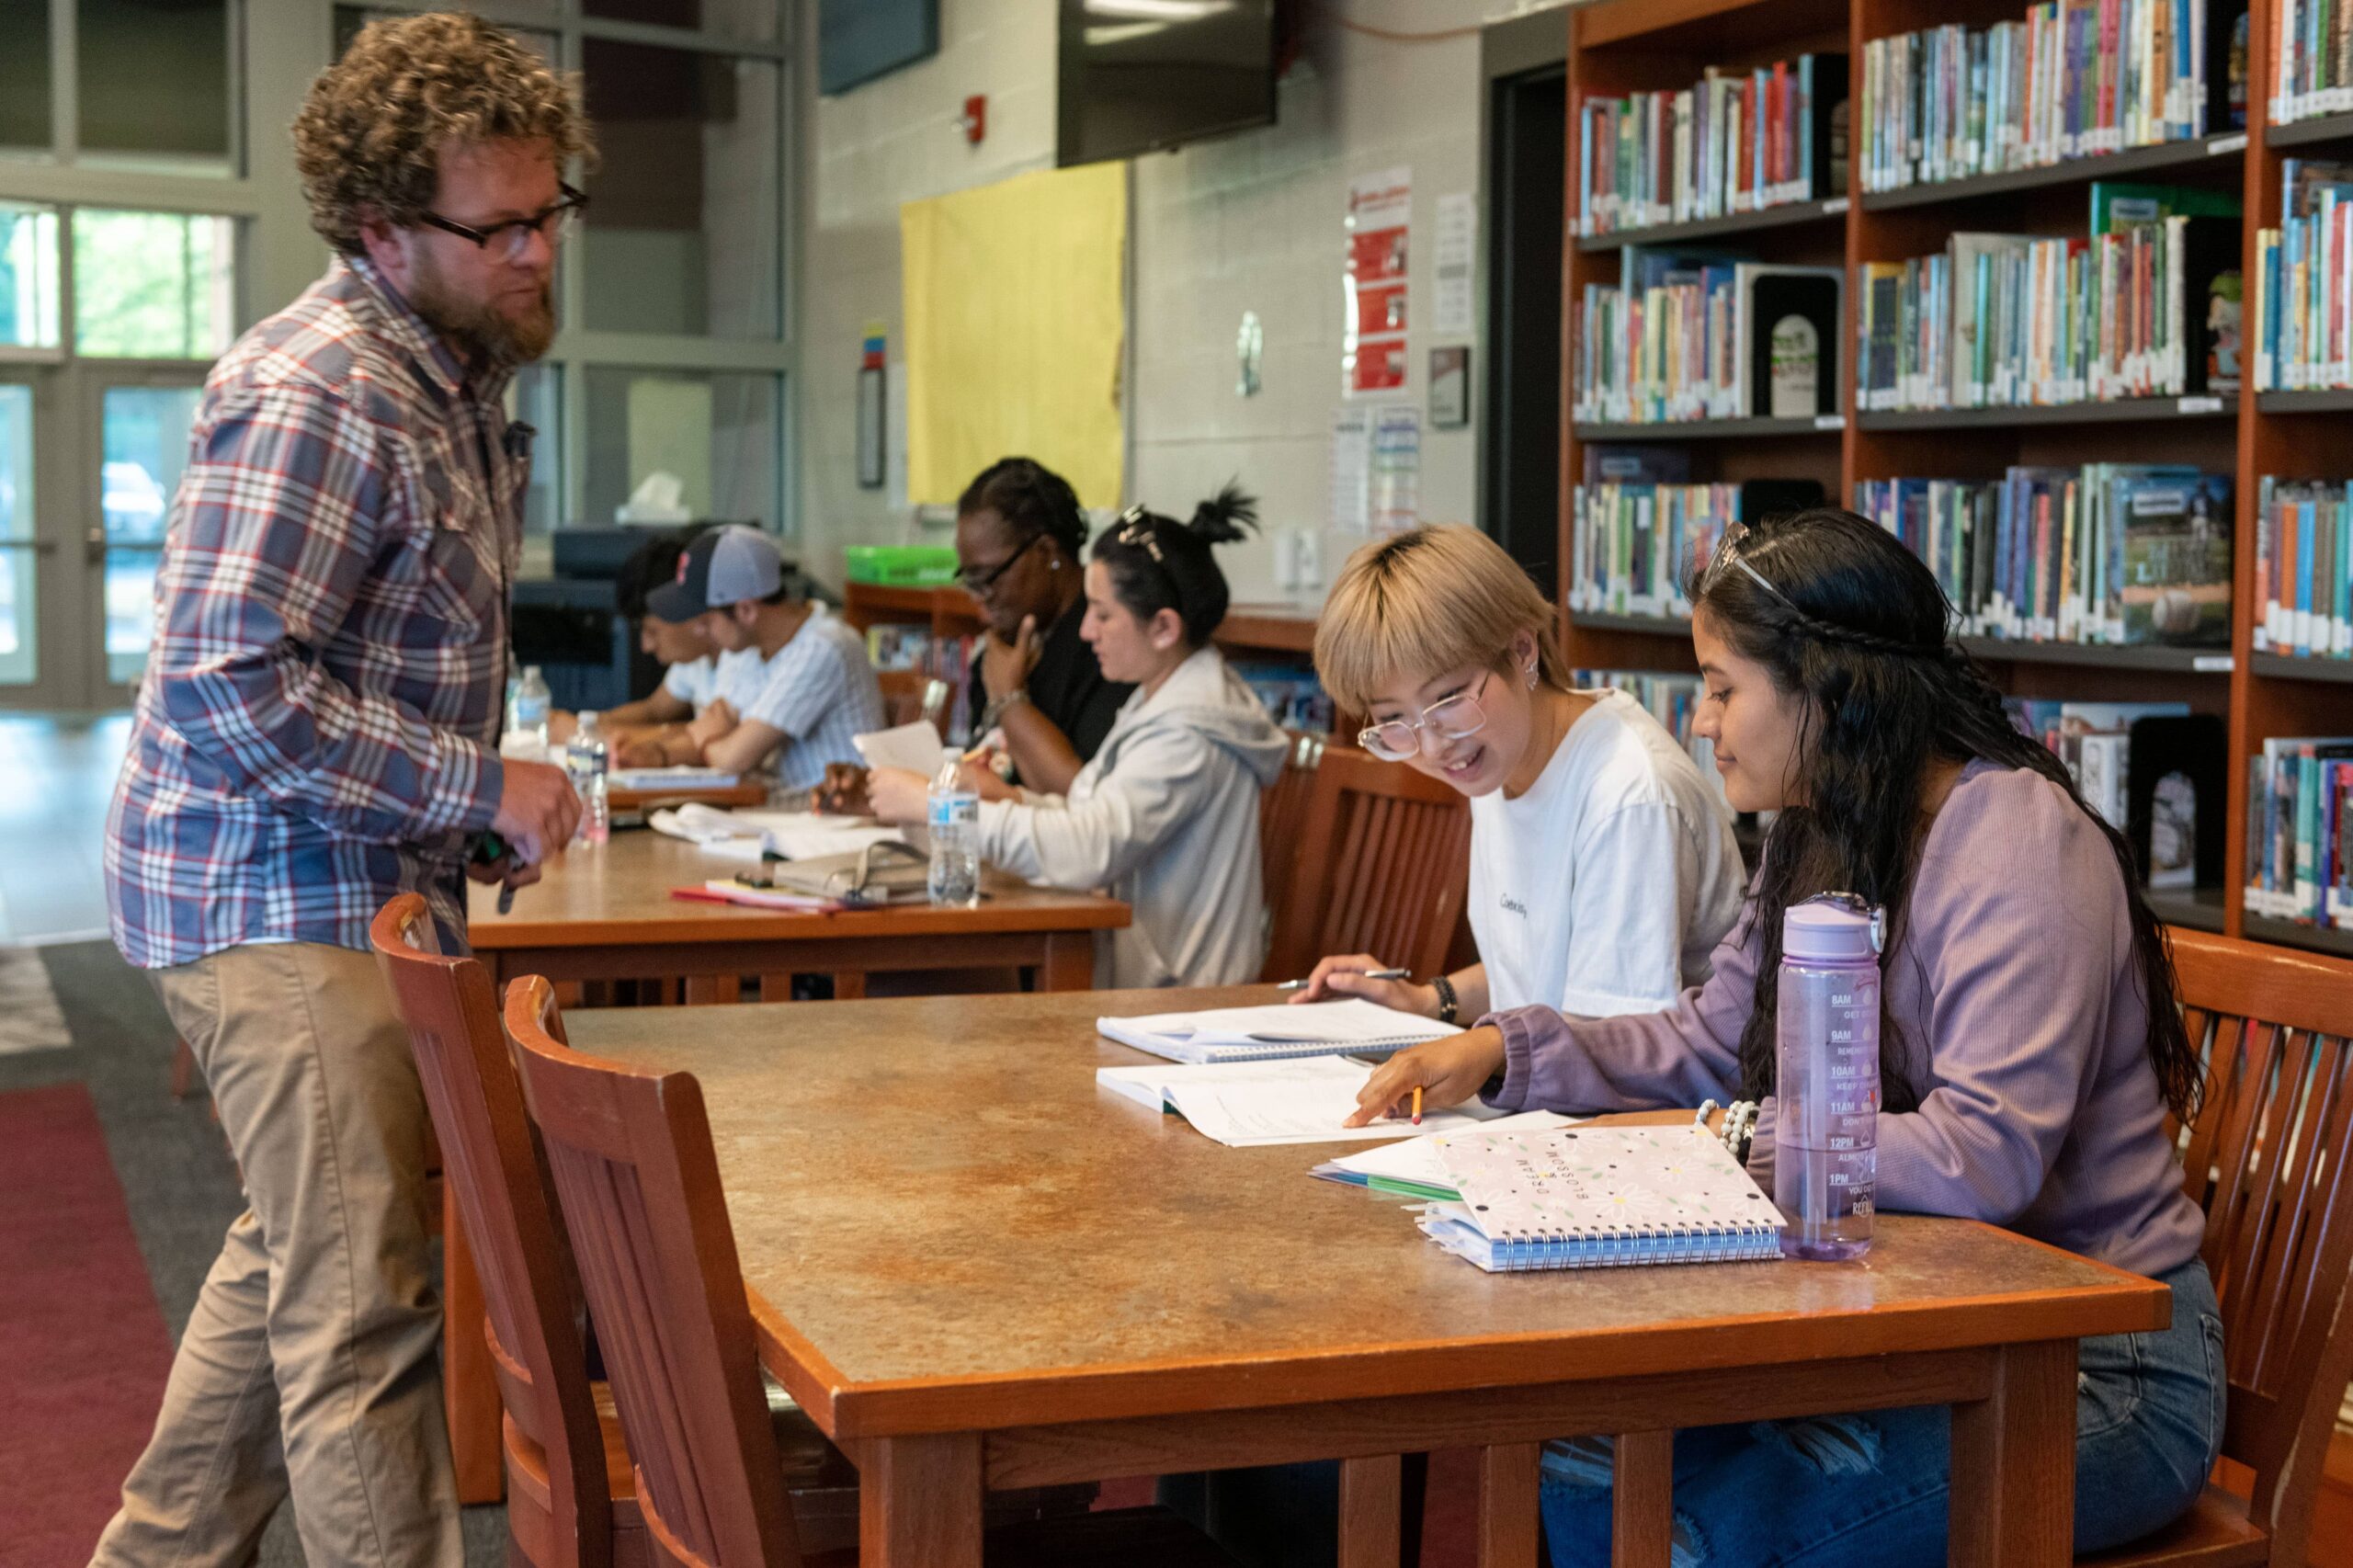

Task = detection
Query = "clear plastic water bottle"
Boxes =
[565,711,609,846]
[926,757,980,906]
[512,665,552,753]
[1774,895,1883,1260]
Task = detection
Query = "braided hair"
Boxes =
[1693,506,2201,1123]
[1092,481,1259,647]
[957,457,1090,562]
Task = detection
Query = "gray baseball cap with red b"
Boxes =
[643,525,785,622]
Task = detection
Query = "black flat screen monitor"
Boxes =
[1057,0,1278,167]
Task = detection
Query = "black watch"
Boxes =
[1430,972,1460,1025]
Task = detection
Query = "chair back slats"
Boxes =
[2165,931,2353,1566]
[505,978,804,1568]
[1257,731,1324,960]
[368,897,610,1568]
[1268,746,1471,984]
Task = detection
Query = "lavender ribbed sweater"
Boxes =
[1483,759,2205,1278]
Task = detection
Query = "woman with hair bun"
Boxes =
[869,483,1290,987]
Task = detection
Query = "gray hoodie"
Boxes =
[974,645,1290,988]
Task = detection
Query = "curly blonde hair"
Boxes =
[292,12,595,256]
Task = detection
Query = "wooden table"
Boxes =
[448,831,1126,1499]
[466,827,1128,999]
[569,985,2172,1568]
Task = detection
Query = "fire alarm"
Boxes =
[960,95,986,145]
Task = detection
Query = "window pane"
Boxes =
[78,0,232,172]
[507,367,563,534]
[583,0,779,45]
[74,211,237,359]
[0,386,35,686]
[0,204,63,352]
[101,385,203,686]
[0,6,50,151]
[583,369,779,528]
[580,41,780,337]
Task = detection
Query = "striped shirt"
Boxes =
[105,256,524,969]
[738,613,885,790]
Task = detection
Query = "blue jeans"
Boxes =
[1165,1256,2222,1568]
[1539,1256,2224,1567]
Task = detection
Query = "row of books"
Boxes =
[2253,157,2353,391]
[2010,701,2219,888]
[862,624,980,745]
[1574,54,1847,237]
[1856,0,2222,197]
[1851,464,2233,646]
[1568,457,1824,617]
[1571,251,1842,426]
[1233,664,1336,734]
[1858,198,2241,411]
[2252,477,2353,658]
[2246,735,2353,926]
[2272,0,2353,125]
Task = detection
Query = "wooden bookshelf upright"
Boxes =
[1556,0,2353,952]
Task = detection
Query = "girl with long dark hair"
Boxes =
[1348,506,2221,1564]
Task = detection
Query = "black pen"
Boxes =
[1278,967,1409,992]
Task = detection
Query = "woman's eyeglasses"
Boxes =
[1358,672,1493,762]
[420,183,588,261]
[956,530,1044,597]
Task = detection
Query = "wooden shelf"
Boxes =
[1857,131,2245,212]
[1857,397,2235,431]
[1957,638,2233,673]
[2255,390,2353,413]
[2244,915,2353,961]
[1215,608,1320,657]
[2251,653,2353,684]
[1569,611,1693,637]
[1576,198,1847,255]
[1572,415,1842,441]
[2266,111,2353,149]
[2147,886,2229,935]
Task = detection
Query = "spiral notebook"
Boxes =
[1419,1124,1785,1273]
[1096,999,1460,1064]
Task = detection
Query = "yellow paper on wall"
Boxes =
[901,162,1125,508]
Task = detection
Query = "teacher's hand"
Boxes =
[1344,1028,1506,1127]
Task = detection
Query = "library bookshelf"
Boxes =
[1558,0,2353,956]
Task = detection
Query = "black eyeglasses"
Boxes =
[420,183,588,260]
[956,529,1045,597]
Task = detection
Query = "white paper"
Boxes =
[1324,1110,1579,1188]
[853,721,948,778]
[1329,406,1372,533]
[648,803,906,864]
[1097,998,1461,1064]
[609,765,739,790]
[1096,1057,1506,1147]
[1370,405,1421,534]
[1432,191,1476,336]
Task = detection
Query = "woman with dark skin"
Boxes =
[820,457,1130,810]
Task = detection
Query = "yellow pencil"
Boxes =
[1411,1086,1424,1126]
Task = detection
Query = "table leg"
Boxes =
[1478,1442,1542,1568]
[1037,931,1096,992]
[1338,1453,1403,1568]
[1611,1430,1674,1568]
[833,970,869,1000]
[1949,1339,2075,1568]
[442,1187,504,1504]
[759,972,793,1002]
[860,1433,983,1568]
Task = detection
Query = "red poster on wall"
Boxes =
[1344,165,1410,397]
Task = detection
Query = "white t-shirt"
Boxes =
[1467,687,1745,1017]
[661,647,768,713]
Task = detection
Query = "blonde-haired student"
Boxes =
[1292,524,1744,1022]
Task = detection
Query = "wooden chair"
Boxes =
[369,895,858,1567]
[2082,930,2353,1568]
[1256,729,1325,970]
[503,974,1241,1568]
[1264,743,1472,986]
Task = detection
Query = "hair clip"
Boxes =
[1114,506,1165,563]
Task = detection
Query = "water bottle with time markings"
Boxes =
[1774,894,1883,1260]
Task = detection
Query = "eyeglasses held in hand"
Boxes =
[1358,672,1493,762]
[420,183,588,261]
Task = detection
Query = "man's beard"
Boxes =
[407,246,557,368]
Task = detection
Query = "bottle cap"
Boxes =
[1783,893,1884,961]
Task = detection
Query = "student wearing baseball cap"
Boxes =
[626,525,885,788]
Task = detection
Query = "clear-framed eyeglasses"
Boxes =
[1358,671,1494,762]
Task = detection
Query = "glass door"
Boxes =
[89,374,205,698]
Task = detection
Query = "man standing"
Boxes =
[96,15,588,1567]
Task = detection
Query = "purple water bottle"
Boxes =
[1775,894,1883,1260]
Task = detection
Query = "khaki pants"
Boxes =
[90,942,460,1568]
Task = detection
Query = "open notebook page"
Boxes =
[1097,1057,1507,1147]
[1098,998,1461,1063]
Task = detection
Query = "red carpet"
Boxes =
[0,1085,174,1568]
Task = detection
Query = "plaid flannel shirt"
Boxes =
[106,256,527,969]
